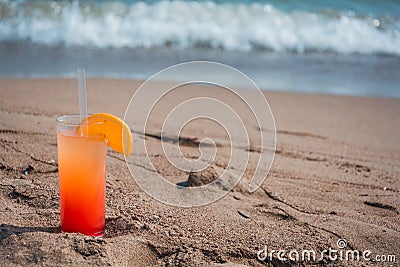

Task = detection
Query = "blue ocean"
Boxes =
[1,0,399,97]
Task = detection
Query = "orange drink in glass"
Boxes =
[57,115,107,237]
[56,113,132,238]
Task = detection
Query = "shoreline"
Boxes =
[1,43,400,98]
[0,78,399,266]
[0,76,399,100]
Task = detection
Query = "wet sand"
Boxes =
[0,78,399,266]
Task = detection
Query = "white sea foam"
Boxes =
[1,0,399,55]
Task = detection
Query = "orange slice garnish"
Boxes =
[76,113,132,157]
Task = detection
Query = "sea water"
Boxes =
[0,0,399,97]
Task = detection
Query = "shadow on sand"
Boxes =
[0,224,60,241]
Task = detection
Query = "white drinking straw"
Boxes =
[77,68,88,136]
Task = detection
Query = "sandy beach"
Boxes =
[0,78,399,266]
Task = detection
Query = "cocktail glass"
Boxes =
[56,115,107,237]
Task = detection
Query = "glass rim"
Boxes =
[56,115,107,140]
[56,114,104,126]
